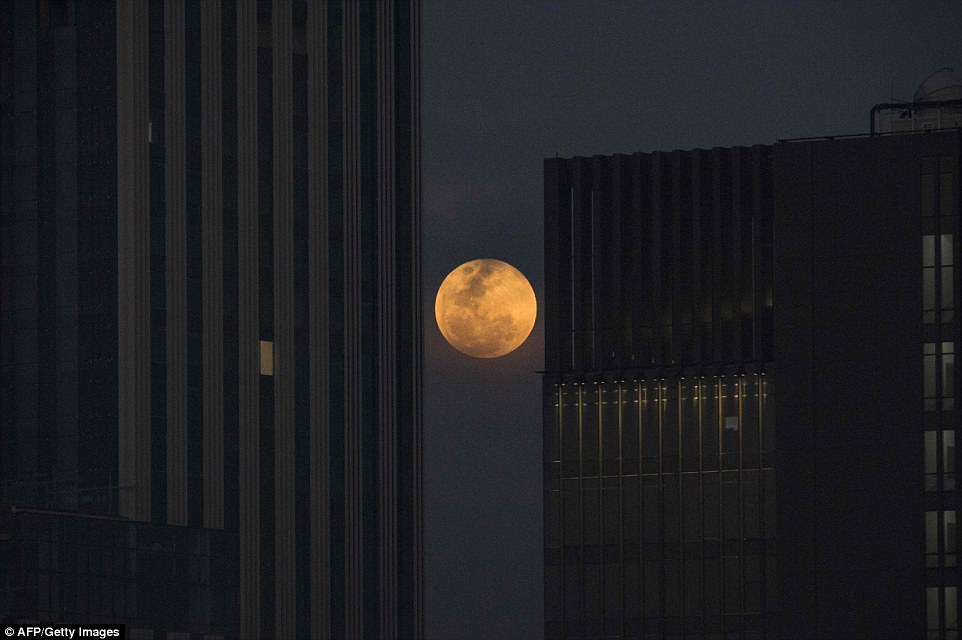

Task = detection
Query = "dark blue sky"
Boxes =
[421,2,962,637]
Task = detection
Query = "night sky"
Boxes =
[420,2,962,638]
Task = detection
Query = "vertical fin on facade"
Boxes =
[410,2,425,635]
[376,0,398,637]
[202,0,226,530]
[342,1,364,636]
[237,0,261,636]
[117,0,151,522]
[272,0,296,635]
[164,0,188,527]
[306,1,331,637]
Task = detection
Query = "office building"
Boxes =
[543,69,960,639]
[0,1,422,638]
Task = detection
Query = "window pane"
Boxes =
[930,586,941,630]
[942,172,955,217]
[947,511,958,554]
[944,352,956,399]
[259,340,273,376]
[925,351,937,399]
[949,586,959,631]
[925,235,937,267]
[943,266,955,320]
[924,268,936,317]
[927,431,939,491]
[946,432,957,474]
[927,431,939,472]
[942,234,954,267]
[928,511,939,555]
[923,175,936,218]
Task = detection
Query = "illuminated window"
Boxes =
[946,431,957,491]
[930,587,941,640]
[260,340,273,376]
[948,585,959,639]
[924,234,955,323]
[944,342,956,411]
[942,234,955,323]
[926,343,938,411]
[925,235,937,322]
[947,511,958,567]
[926,431,939,491]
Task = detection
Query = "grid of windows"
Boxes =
[923,155,959,640]
[544,374,774,638]
[0,509,239,635]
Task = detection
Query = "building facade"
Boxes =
[544,130,960,637]
[774,131,959,640]
[543,148,776,638]
[0,1,422,638]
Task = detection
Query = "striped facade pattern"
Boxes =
[544,148,774,377]
[543,148,775,638]
[0,1,421,638]
[543,375,775,638]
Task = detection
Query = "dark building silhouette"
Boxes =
[543,71,961,639]
[0,1,422,638]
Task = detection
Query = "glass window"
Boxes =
[925,344,938,411]
[941,171,955,218]
[942,235,954,266]
[947,431,958,491]
[925,269,936,323]
[947,510,958,567]
[943,266,955,323]
[944,342,956,411]
[930,586,941,636]
[949,586,959,634]
[927,511,939,567]
[259,340,273,376]
[925,235,937,267]
[926,431,938,491]
[923,174,937,218]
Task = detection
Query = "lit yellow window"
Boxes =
[260,340,274,376]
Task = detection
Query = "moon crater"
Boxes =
[435,259,537,358]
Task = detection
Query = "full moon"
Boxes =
[435,259,537,358]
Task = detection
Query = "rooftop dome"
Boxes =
[914,67,962,102]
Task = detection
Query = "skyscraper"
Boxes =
[543,70,960,639]
[0,1,422,638]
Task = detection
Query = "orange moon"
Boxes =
[435,259,537,358]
